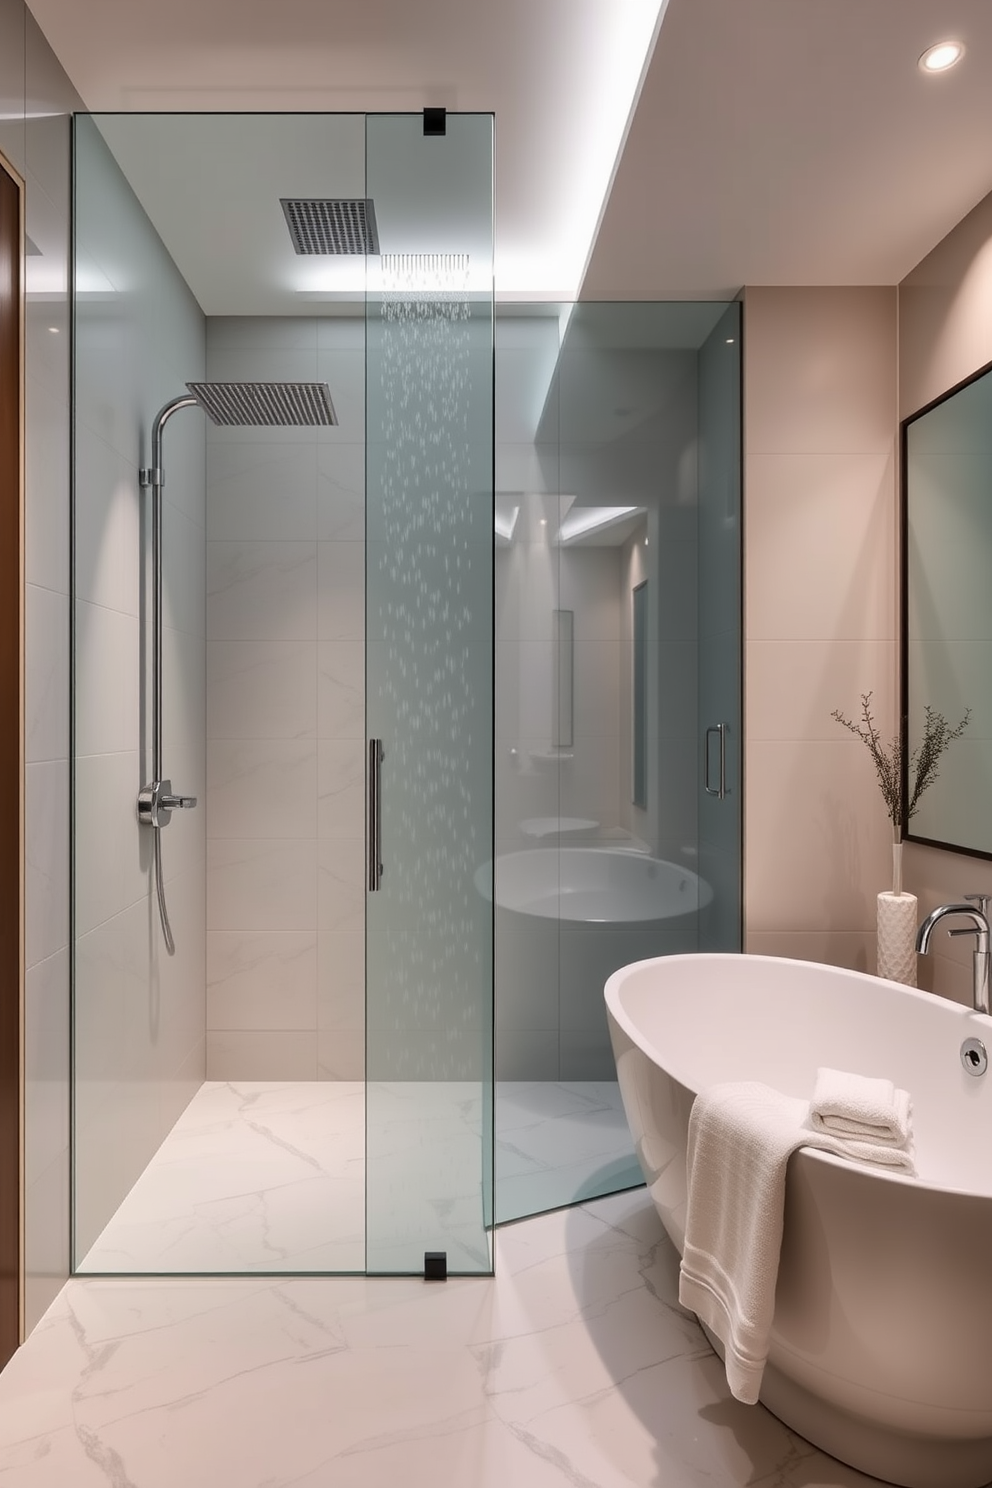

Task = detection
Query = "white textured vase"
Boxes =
[877,891,918,986]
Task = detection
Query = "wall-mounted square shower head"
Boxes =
[280,198,380,256]
[186,382,337,427]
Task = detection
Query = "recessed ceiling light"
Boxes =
[918,40,965,73]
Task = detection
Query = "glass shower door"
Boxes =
[364,113,495,1273]
[697,302,742,950]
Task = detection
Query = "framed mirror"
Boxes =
[902,358,992,858]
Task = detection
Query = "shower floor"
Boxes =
[76,1080,642,1274]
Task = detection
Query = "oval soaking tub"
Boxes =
[482,850,711,1082]
[493,847,711,925]
[605,952,992,1488]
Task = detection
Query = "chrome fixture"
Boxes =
[704,723,729,800]
[961,1037,988,1077]
[368,739,383,891]
[916,895,992,1014]
[280,198,380,256]
[138,380,336,952]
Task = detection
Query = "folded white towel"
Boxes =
[678,1081,915,1407]
[808,1066,912,1146]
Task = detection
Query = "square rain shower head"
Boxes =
[186,382,338,427]
[280,198,380,256]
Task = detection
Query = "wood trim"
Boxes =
[0,146,25,1366]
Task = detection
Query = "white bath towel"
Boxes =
[807,1066,912,1146]
[678,1081,915,1407]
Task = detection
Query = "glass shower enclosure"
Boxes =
[71,110,495,1275]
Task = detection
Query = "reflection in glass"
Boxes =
[904,362,992,857]
[633,581,648,808]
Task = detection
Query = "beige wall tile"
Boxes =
[746,739,892,934]
[745,452,897,642]
[745,930,876,976]
[745,287,897,456]
[206,1031,318,1081]
[747,639,897,744]
[900,189,992,420]
[743,287,899,960]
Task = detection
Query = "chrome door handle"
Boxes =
[704,723,728,800]
[368,739,384,891]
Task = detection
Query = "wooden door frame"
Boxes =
[0,145,25,1367]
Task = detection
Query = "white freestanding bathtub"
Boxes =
[605,952,992,1488]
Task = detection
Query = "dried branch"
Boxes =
[831,691,970,830]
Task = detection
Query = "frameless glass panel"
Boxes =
[72,112,371,1275]
[697,302,743,950]
[364,113,494,1274]
[492,301,742,1224]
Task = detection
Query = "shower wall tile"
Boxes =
[25,759,69,968]
[164,500,207,638]
[208,640,317,740]
[73,752,145,937]
[73,602,140,757]
[205,316,367,1081]
[207,931,318,1033]
[317,542,366,639]
[317,931,364,1030]
[318,740,365,839]
[317,444,364,541]
[206,540,317,641]
[24,376,69,596]
[25,584,68,765]
[206,1031,318,1082]
[208,838,318,931]
[208,740,318,840]
[73,425,139,615]
[317,1029,365,1081]
[24,949,70,1185]
[206,443,318,541]
[317,642,365,739]
[317,838,365,933]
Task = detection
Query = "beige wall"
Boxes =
[899,188,992,1006]
[743,286,899,971]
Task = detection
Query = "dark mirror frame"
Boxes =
[900,353,992,861]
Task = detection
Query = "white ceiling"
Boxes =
[26,0,665,304]
[25,0,992,304]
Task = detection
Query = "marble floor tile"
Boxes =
[76,1080,641,1273]
[0,1188,888,1488]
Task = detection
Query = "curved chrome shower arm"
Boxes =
[141,394,198,783]
[139,395,199,955]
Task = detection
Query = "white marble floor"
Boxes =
[78,1081,641,1274]
[0,1188,886,1487]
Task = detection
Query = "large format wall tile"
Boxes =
[205,318,366,1080]
[206,541,317,640]
[207,931,318,1033]
[743,287,898,956]
[208,640,317,740]
[208,839,318,932]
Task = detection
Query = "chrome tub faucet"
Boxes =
[916,895,992,1013]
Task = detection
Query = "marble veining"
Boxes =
[74,1081,644,1274]
[0,1189,885,1486]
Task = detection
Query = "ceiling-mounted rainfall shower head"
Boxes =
[280,198,380,256]
[186,381,337,427]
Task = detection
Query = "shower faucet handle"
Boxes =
[137,778,197,828]
[160,790,197,811]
